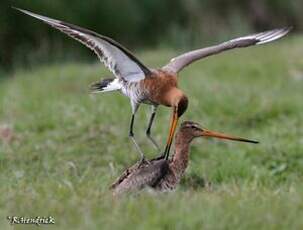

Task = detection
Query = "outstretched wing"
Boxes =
[15,8,151,82]
[163,27,292,73]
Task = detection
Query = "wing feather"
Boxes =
[15,8,151,82]
[163,27,292,73]
[111,159,169,195]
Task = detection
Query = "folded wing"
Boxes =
[163,27,292,73]
[111,159,169,195]
[15,8,151,82]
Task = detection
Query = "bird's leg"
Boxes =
[158,108,179,160]
[146,105,160,151]
[129,113,146,164]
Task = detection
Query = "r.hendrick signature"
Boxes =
[7,216,55,226]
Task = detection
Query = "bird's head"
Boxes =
[179,121,259,144]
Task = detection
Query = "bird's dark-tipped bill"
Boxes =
[201,129,259,144]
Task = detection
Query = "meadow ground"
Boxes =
[0,36,302,229]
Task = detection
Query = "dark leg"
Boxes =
[129,113,146,163]
[146,106,160,151]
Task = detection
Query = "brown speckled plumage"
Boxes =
[111,122,197,195]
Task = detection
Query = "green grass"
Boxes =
[1,36,303,229]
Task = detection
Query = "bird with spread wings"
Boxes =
[15,8,291,163]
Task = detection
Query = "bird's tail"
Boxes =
[90,78,122,93]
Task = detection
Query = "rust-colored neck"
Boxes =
[170,130,194,179]
[164,88,188,117]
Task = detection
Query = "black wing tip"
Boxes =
[89,78,115,92]
[256,26,292,44]
[90,82,105,92]
[12,6,28,13]
[283,26,293,32]
[12,6,22,12]
[277,26,293,35]
[12,7,43,19]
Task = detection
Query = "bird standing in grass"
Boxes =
[111,121,258,195]
[15,8,291,162]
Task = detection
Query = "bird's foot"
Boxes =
[138,156,151,166]
[155,152,166,161]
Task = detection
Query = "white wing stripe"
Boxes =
[164,27,291,73]
[15,8,151,83]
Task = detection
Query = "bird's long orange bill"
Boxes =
[167,115,178,146]
[164,111,179,159]
[201,129,259,144]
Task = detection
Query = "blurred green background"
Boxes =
[1,1,303,229]
[0,0,302,71]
